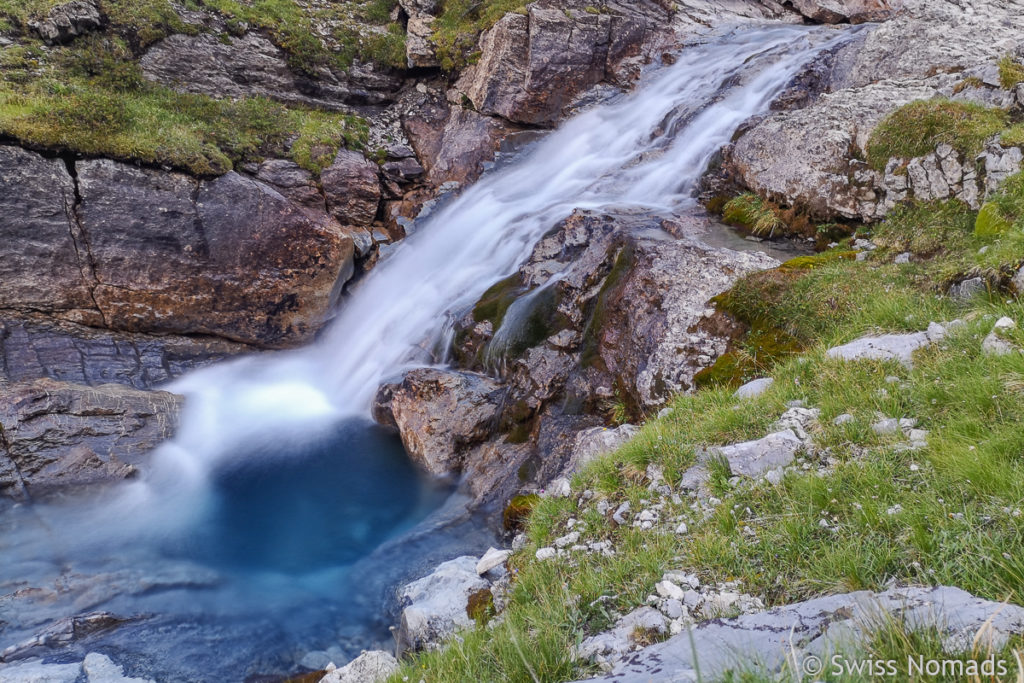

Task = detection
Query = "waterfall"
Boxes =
[0,24,855,680]
[163,24,850,479]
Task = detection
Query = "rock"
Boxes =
[655,581,685,601]
[372,368,505,477]
[319,651,398,683]
[0,315,249,391]
[0,379,181,500]
[82,653,153,683]
[31,1,102,45]
[733,377,774,400]
[73,159,354,348]
[872,417,901,435]
[728,82,938,220]
[1013,266,1024,296]
[405,15,438,68]
[564,424,639,475]
[982,317,1019,356]
[578,607,668,664]
[826,323,948,368]
[535,547,556,561]
[140,33,398,109]
[0,612,130,662]
[396,556,490,655]
[0,658,82,683]
[455,3,659,125]
[706,430,804,479]
[574,586,1024,681]
[0,146,97,323]
[788,0,898,24]
[476,548,511,575]
[254,159,327,214]
[320,150,382,226]
[832,413,855,426]
[949,277,985,302]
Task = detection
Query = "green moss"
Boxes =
[432,0,527,71]
[975,202,1013,238]
[466,587,495,623]
[502,494,540,532]
[722,193,785,236]
[473,273,526,328]
[486,283,570,363]
[998,54,1024,90]
[866,99,1008,171]
[580,243,635,370]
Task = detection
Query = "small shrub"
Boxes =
[866,99,1008,171]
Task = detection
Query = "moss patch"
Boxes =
[502,493,540,532]
[866,99,1008,171]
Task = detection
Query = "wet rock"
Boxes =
[0,315,250,390]
[31,1,102,45]
[0,658,82,683]
[734,377,774,400]
[0,379,181,500]
[82,653,153,683]
[574,586,1024,681]
[140,33,398,109]
[319,650,398,683]
[396,556,489,655]
[455,2,661,125]
[0,612,131,662]
[75,160,354,348]
[372,368,505,477]
[320,150,382,227]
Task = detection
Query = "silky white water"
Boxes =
[0,24,854,680]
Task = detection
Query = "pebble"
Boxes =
[535,547,556,561]
[612,502,631,525]
[833,413,855,426]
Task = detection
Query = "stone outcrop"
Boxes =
[31,1,103,45]
[321,150,383,226]
[0,146,358,348]
[0,315,249,390]
[395,556,490,655]
[372,368,505,477]
[0,379,181,500]
[787,0,898,24]
[724,0,1024,221]
[454,1,668,126]
[140,33,400,109]
[575,586,1024,682]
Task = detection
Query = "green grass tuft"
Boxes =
[998,54,1024,90]
[866,99,1008,171]
[722,193,786,236]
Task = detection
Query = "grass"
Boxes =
[393,187,1024,680]
[998,55,1024,90]
[722,193,786,237]
[432,0,527,70]
[866,99,1008,171]
[0,33,368,175]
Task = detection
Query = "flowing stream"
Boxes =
[0,24,852,682]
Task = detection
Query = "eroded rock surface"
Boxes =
[395,556,489,655]
[0,379,181,500]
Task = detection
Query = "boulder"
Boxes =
[734,377,774,400]
[565,424,639,475]
[826,322,949,368]
[574,586,1024,681]
[788,0,898,24]
[0,379,181,500]
[455,2,657,125]
[319,651,398,683]
[981,317,1019,356]
[396,556,490,655]
[254,159,327,214]
[372,368,505,477]
[31,1,103,45]
[75,159,354,348]
[320,149,382,226]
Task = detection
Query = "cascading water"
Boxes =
[0,24,853,681]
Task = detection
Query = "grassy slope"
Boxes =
[393,98,1024,681]
[0,0,405,175]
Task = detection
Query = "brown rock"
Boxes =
[76,160,355,347]
[789,0,899,24]
[372,368,505,477]
[0,379,181,500]
[321,149,382,226]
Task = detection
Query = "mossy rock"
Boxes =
[975,202,1013,238]
[473,273,525,328]
[466,587,495,623]
[502,494,540,532]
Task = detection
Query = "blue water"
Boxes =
[0,420,489,681]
